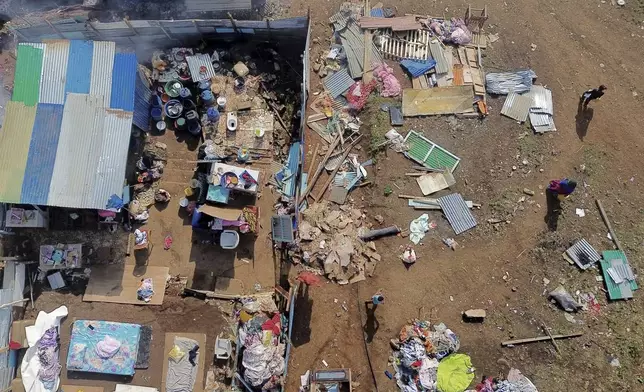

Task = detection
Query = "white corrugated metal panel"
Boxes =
[19,42,46,50]
[186,53,216,82]
[39,40,70,104]
[2,261,25,305]
[528,111,550,126]
[90,41,115,108]
[49,94,106,209]
[528,85,553,115]
[501,92,531,122]
[92,109,132,205]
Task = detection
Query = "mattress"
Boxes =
[66,320,141,376]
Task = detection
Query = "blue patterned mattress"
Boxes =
[66,320,141,376]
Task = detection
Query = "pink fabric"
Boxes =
[373,64,401,97]
[95,336,121,359]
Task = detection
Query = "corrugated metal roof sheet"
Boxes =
[90,41,116,108]
[438,193,477,235]
[337,19,383,79]
[565,239,601,270]
[64,40,93,95]
[370,8,384,17]
[12,44,44,106]
[528,111,550,126]
[21,103,65,205]
[48,94,106,208]
[93,109,132,206]
[329,11,350,30]
[133,68,152,131]
[184,0,252,12]
[501,92,531,122]
[39,40,70,104]
[323,69,354,98]
[485,69,536,95]
[527,85,553,115]
[186,53,216,82]
[429,40,449,74]
[110,52,137,111]
[0,102,37,202]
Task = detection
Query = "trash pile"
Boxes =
[297,201,381,284]
[472,368,538,392]
[389,319,474,392]
[237,296,287,390]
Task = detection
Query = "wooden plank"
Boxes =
[411,77,423,90]
[307,113,327,123]
[362,31,373,83]
[161,333,206,392]
[83,265,170,305]
[453,64,464,86]
[302,136,341,200]
[313,135,363,201]
[402,87,475,116]
[596,199,623,251]
[418,75,429,89]
[501,332,583,346]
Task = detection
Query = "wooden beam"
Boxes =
[301,135,340,200]
[596,199,623,251]
[502,332,583,347]
[313,135,363,201]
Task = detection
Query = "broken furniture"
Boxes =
[5,207,48,228]
[39,243,82,270]
[464,4,489,33]
[208,163,260,204]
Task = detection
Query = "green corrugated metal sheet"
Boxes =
[600,250,638,300]
[404,130,460,172]
[12,45,44,106]
[0,102,37,202]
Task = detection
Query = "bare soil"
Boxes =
[284,0,644,391]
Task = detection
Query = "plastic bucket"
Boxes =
[156,121,166,131]
[207,107,220,122]
[150,107,163,121]
[217,96,227,110]
[201,90,214,105]
[179,197,189,207]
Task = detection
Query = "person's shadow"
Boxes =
[575,100,594,141]
[544,189,562,231]
[363,302,380,343]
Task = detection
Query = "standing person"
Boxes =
[580,85,607,108]
[548,178,577,200]
[364,291,383,343]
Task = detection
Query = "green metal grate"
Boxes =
[403,130,460,172]
[600,250,638,300]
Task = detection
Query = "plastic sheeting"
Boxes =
[485,69,536,95]
[21,306,68,392]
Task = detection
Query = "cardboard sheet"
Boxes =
[83,265,169,305]
[198,205,243,221]
[161,333,206,392]
[416,172,456,196]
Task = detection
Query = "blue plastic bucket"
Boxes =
[207,107,220,122]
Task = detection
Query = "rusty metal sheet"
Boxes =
[402,86,475,116]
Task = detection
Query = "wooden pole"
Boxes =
[541,322,561,354]
[313,135,363,201]
[502,332,583,347]
[596,199,623,251]
[301,135,340,200]
[307,143,320,175]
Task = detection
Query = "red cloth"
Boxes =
[261,313,282,335]
[296,271,322,286]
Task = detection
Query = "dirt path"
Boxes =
[285,0,644,391]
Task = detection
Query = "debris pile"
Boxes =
[297,201,381,284]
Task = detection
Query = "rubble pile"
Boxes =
[298,201,381,284]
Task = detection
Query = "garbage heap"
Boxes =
[297,201,382,284]
[238,296,287,391]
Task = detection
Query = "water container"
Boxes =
[188,122,202,136]
[150,107,163,121]
[207,107,220,122]
[175,118,186,130]
[179,87,192,98]
[197,80,211,91]
[201,90,214,105]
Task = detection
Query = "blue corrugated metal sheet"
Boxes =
[21,104,65,205]
[133,68,152,131]
[110,52,137,111]
[323,69,354,99]
[370,8,384,17]
[284,142,301,197]
[64,40,93,95]
[438,193,477,235]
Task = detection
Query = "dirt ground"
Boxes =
[283,0,644,391]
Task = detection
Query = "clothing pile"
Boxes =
[137,278,155,302]
[392,320,473,392]
[471,368,538,392]
[238,297,286,391]
[424,18,472,45]
[37,327,61,391]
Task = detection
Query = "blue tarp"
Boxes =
[401,59,437,78]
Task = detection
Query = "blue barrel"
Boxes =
[201,90,214,105]
[150,107,163,121]
[197,80,211,91]
[179,87,192,98]
[207,107,220,122]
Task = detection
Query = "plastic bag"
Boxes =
[548,285,582,312]
[168,344,186,362]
